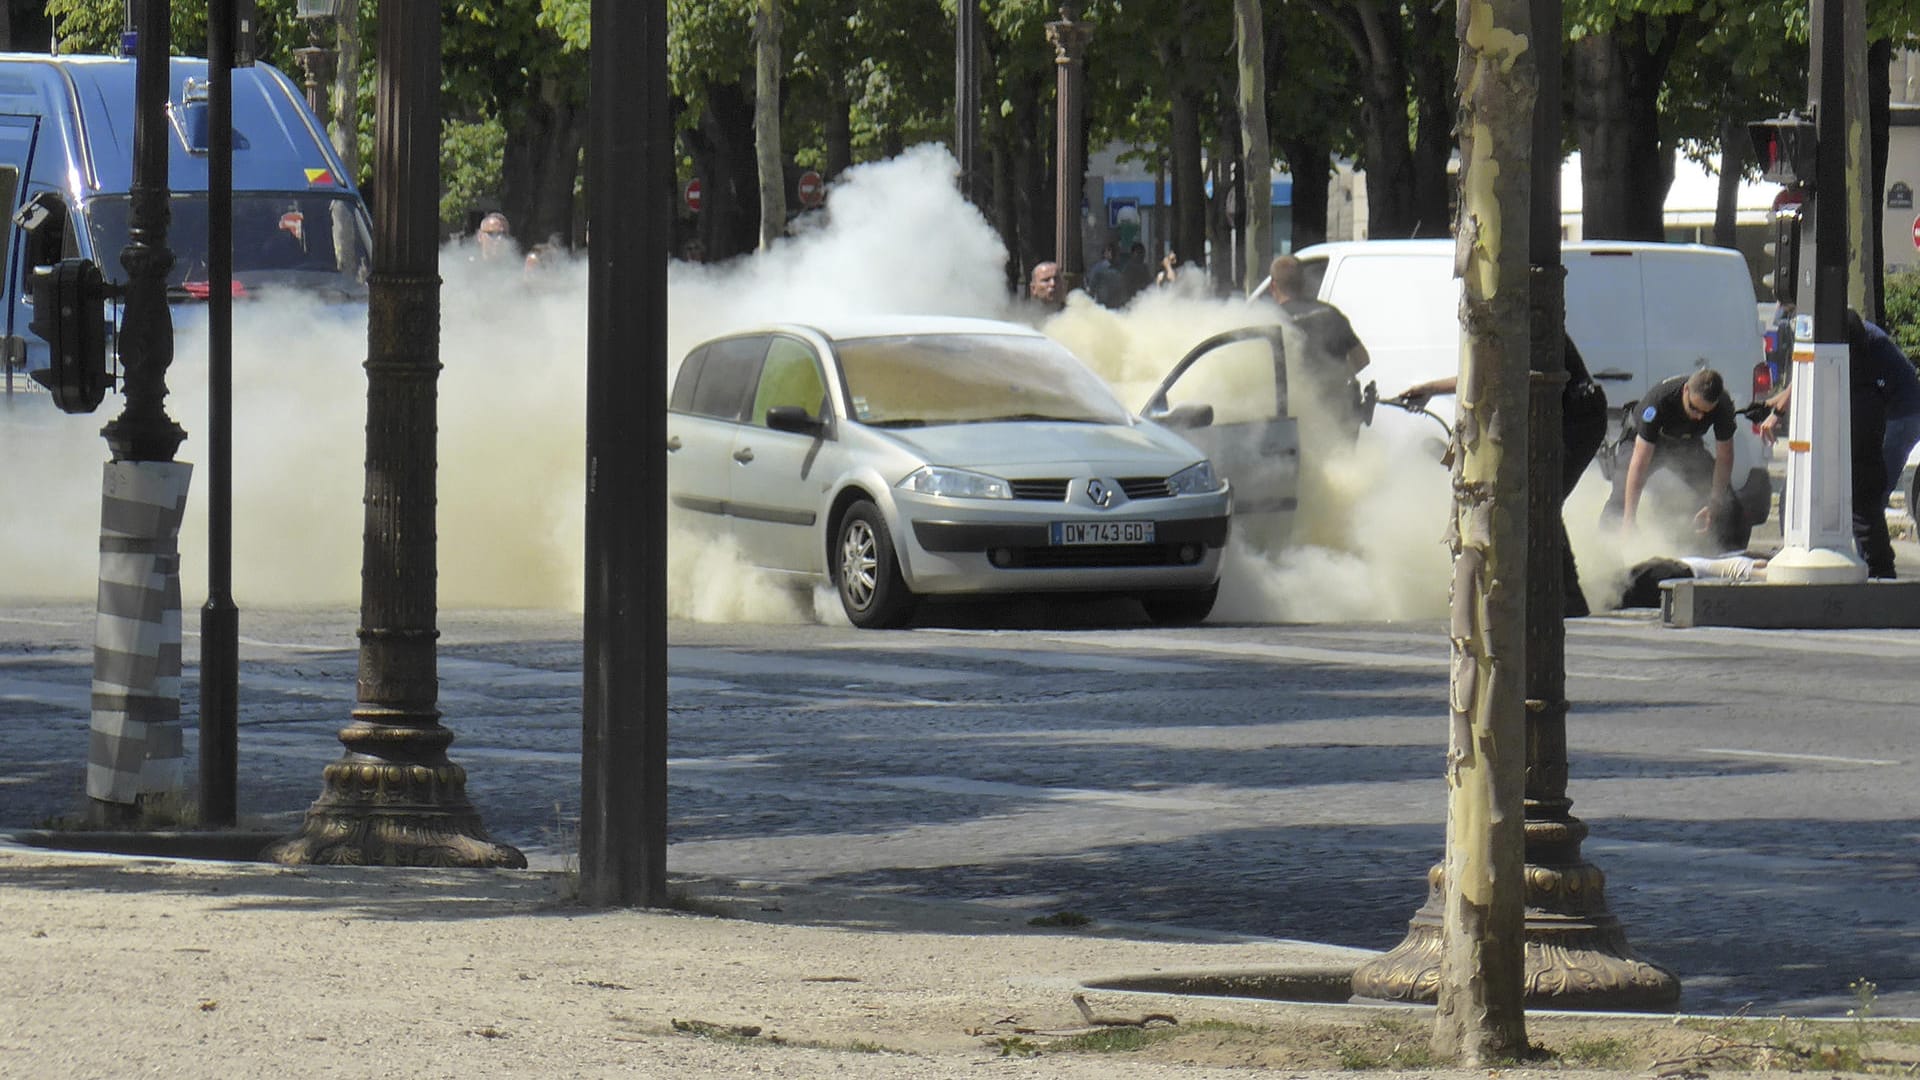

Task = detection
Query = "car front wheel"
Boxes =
[1140,583,1218,625]
[834,500,915,629]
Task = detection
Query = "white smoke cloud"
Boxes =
[1,144,1518,626]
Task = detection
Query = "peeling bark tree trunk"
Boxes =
[1432,0,1532,1062]
[1236,0,1272,284]
[754,0,787,250]
[330,0,362,186]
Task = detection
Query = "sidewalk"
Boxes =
[0,843,1771,1079]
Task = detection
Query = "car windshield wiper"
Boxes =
[863,418,931,429]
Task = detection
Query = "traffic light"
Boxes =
[1760,208,1801,305]
[27,258,110,414]
[1747,116,1818,187]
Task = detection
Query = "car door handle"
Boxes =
[733,447,755,463]
[666,435,682,451]
[1593,369,1633,381]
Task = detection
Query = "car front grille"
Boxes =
[1009,478,1069,501]
[1008,477,1172,501]
[1119,476,1173,499]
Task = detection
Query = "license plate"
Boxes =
[1050,521,1154,545]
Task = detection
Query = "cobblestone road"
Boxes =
[2,601,1915,1018]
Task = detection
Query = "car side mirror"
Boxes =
[1157,403,1214,430]
[765,405,824,437]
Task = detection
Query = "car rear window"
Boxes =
[685,336,769,421]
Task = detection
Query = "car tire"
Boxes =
[834,500,914,629]
[1140,583,1218,626]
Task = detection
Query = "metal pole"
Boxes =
[199,0,238,828]
[1814,0,1847,343]
[580,0,670,907]
[1046,2,1091,294]
[266,0,521,868]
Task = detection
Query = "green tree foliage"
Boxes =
[1884,270,1920,356]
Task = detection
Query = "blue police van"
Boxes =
[0,53,370,398]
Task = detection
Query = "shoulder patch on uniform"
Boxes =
[1642,405,1658,423]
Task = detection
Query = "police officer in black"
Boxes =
[1396,334,1607,616]
[1607,368,1738,539]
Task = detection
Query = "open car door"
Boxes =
[1142,326,1299,551]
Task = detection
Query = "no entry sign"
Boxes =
[684,177,702,213]
[797,170,824,208]
[1911,213,1919,251]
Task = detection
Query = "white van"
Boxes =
[1278,238,1774,530]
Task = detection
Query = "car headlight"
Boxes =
[1167,460,1223,495]
[898,465,1012,500]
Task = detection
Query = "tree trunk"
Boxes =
[754,0,787,250]
[1357,10,1417,237]
[1236,0,1272,284]
[1280,133,1331,251]
[330,0,362,186]
[1571,22,1677,241]
[1713,115,1742,249]
[1169,88,1206,267]
[824,85,852,178]
[1431,0,1532,1062]
[686,80,761,261]
[1409,1,1457,237]
[1209,147,1235,294]
[501,79,587,252]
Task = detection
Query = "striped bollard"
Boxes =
[87,460,193,813]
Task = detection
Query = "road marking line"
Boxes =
[1695,747,1900,767]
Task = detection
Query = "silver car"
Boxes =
[666,316,1237,628]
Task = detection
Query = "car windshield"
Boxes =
[85,192,372,300]
[834,333,1130,427]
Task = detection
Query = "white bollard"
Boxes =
[1768,330,1866,584]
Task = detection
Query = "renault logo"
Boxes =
[1086,478,1113,509]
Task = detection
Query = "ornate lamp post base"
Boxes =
[265,721,525,868]
[1352,816,1679,1010]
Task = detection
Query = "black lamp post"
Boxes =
[84,0,191,826]
[293,0,340,121]
[267,0,522,869]
[1046,2,1091,295]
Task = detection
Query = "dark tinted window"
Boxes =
[669,346,707,412]
[687,336,769,421]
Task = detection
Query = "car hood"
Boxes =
[876,419,1201,471]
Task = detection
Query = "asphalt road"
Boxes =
[1,599,1915,1019]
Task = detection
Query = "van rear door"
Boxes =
[1564,248,1649,405]
[1635,246,1761,397]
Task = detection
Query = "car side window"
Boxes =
[1165,337,1282,424]
[669,346,707,413]
[687,336,769,421]
[750,336,828,426]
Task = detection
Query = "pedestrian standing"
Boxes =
[1267,254,1372,442]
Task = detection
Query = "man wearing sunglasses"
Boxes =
[1611,368,1738,540]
